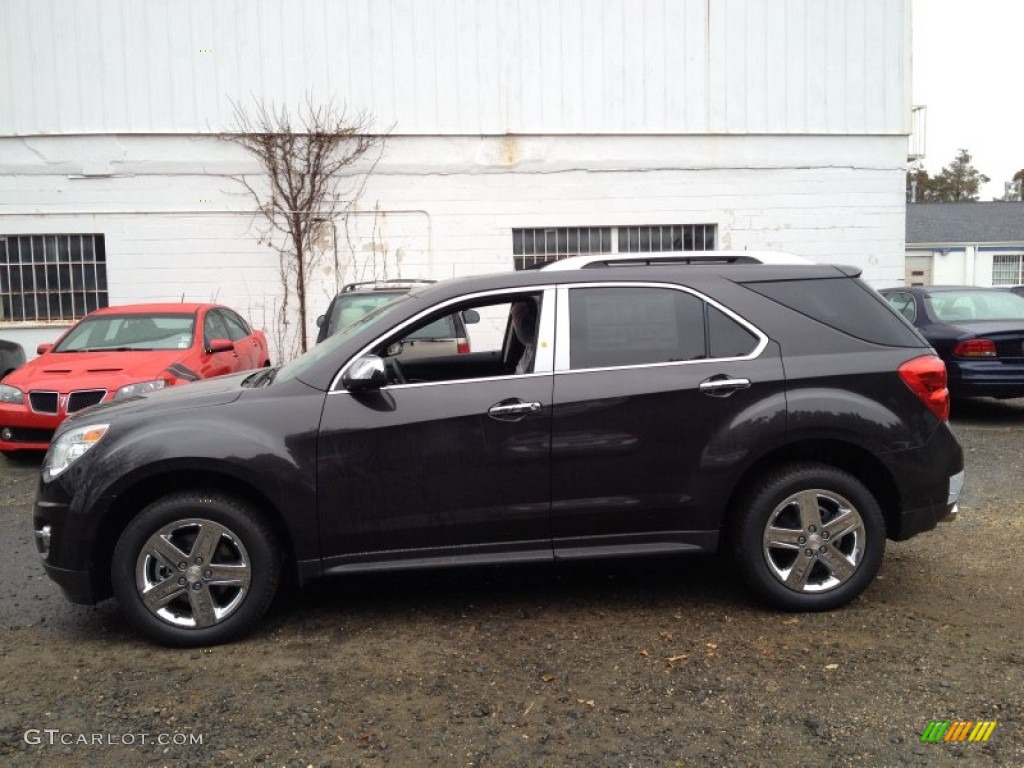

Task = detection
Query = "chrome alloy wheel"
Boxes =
[135,518,253,628]
[761,489,867,593]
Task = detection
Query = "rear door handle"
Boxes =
[488,399,542,422]
[699,376,751,397]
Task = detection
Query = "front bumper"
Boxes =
[0,405,62,451]
[41,562,100,604]
[34,488,111,605]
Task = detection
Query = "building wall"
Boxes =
[2,132,908,360]
[1,0,910,137]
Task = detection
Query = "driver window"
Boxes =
[375,293,543,385]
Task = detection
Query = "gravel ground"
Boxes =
[0,398,1022,767]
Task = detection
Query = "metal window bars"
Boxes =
[0,234,108,322]
[512,225,716,270]
[991,254,1024,286]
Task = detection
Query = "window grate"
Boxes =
[618,224,716,253]
[513,225,717,270]
[512,227,613,270]
[0,234,108,322]
[992,254,1024,285]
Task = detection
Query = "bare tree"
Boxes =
[224,97,384,356]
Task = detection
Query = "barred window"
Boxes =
[0,235,108,322]
[618,224,716,253]
[512,224,717,270]
[512,227,612,270]
[992,254,1024,285]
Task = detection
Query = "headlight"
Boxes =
[0,383,23,404]
[114,379,168,401]
[43,423,109,481]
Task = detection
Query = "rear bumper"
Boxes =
[886,427,965,541]
[948,360,1024,399]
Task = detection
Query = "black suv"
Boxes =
[35,260,963,646]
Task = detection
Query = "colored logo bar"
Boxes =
[921,721,997,743]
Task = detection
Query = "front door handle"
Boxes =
[488,399,542,422]
[699,375,751,397]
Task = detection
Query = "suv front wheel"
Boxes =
[111,491,281,646]
[733,464,885,611]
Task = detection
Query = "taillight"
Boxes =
[952,338,996,357]
[898,355,950,422]
[456,338,471,354]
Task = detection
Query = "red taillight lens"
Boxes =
[952,338,996,357]
[456,339,471,354]
[898,355,950,422]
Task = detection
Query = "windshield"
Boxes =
[275,294,412,384]
[55,313,196,352]
[925,290,1024,323]
[325,292,405,337]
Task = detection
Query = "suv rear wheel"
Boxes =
[733,464,885,610]
[111,491,280,646]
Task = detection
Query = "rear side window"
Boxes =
[884,292,917,323]
[407,315,457,339]
[744,278,924,347]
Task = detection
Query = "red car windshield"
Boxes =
[54,314,196,352]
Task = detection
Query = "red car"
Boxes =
[0,303,269,455]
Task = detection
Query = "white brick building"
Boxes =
[0,0,913,359]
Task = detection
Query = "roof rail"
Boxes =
[340,278,436,292]
[538,251,814,271]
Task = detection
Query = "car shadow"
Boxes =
[266,553,750,630]
[950,397,1024,425]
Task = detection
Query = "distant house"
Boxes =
[905,203,1024,286]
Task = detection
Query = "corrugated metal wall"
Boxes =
[0,0,909,137]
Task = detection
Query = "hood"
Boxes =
[60,369,250,429]
[5,349,192,392]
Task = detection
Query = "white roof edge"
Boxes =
[538,251,815,271]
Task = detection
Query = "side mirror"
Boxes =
[342,354,388,391]
[384,341,404,358]
[206,338,234,355]
[316,314,325,327]
[463,309,481,324]
[36,343,54,355]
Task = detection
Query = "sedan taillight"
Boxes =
[898,355,950,422]
[952,338,997,357]
[457,338,471,354]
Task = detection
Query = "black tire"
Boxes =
[111,491,281,646]
[732,464,885,611]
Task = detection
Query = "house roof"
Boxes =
[907,202,1024,245]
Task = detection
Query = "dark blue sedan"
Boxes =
[880,286,1024,399]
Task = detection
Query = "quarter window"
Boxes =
[708,305,758,358]
[884,292,917,323]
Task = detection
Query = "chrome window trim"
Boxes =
[553,281,768,373]
[330,286,558,393]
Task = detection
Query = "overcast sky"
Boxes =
[912,0,1023,198]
